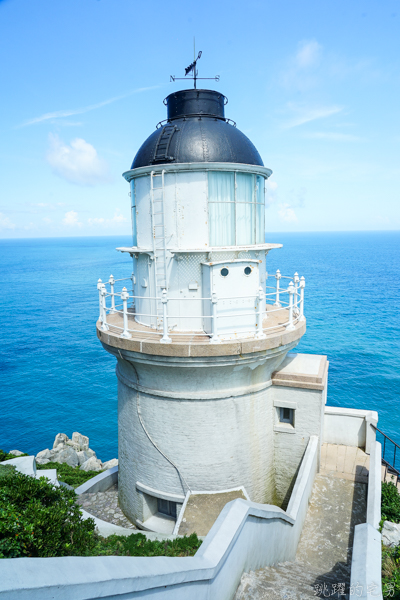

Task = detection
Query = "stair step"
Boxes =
[235,561,350,600]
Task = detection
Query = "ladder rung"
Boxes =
[153,212,164,216]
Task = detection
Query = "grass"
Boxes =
[0,465,201,558]
[0,448,101,489]
[382,482,400,599]
[0,450,28,461]
[36,461,101,489]
[90,532,201,557]
[382,481,400,524]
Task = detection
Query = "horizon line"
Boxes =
[0,229,399,242]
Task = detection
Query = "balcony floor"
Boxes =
[97,304,306,357]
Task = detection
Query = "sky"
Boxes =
[0,0,399,238]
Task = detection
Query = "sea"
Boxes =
[0,232,399,463]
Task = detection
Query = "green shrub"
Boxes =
[0,450,28,462]
[91,532,202,557]
[0,467,96,558]
[0,448,100,488]
[0,461,202,559]
[382,482,400,524]
[36,461,101,489]
[382,544,400,599]
[0,464,16,480]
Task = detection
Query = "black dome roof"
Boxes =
[131,89,264,169]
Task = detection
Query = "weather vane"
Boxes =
[170,41,220,89]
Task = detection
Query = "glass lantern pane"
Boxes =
[208,172,235,246]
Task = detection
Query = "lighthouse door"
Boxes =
[202,260,260,339]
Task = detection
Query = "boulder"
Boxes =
[53,443,66,452]
[80,456,103,472]
[77,449,96,466]
[8,450,24,456]
[72,432,89,452]
[382,521,400,547]
[102,458,118,470]
[53,433,68,449]
[66,441,81,452]
[36,448,53,465]
[51,445,79,468]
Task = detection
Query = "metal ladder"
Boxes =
[150,170,167,327]
[153,125,176,163]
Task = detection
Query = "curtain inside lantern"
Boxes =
[209,172,235,246]
[256,175,265,244]
[131,180,137,246]
[236,173,255,245]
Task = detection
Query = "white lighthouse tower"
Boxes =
[97,87,312,532]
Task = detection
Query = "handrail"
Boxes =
[373,425,400,486]
[96,269,305,344]
[374,426,400,451]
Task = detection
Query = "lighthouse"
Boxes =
[96,86,315,533]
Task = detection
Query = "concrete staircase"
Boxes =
[235,447,368,600]
[235,559,348,600]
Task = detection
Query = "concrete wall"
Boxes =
[116,344,297,524]
[323,406,378,453]
[0,437,319,600]
[270,367,327,507]
[272,385,326,506]
[350,441,382,600]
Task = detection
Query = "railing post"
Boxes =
[100,285,109,332]
[293,272,299,314]
[120,287,131,339]
[274,270,281,307]
[299,276,306,321]
[109,275,116,313]
[286,281,295,331]
[256,286,266,339]
[210,289,220,344]
[160,288,172,344]
[97,279,103,320]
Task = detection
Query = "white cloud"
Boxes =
[19,85,162,127]
[304,132,364,142]
[265,178,278,207]
[280,39,323,90]
[47,134,110,186]
[0,213,15,230]
[63,211,82,227]
[295,40,322,69]
[88,210,127,228]
[283,103,343,129]
[278,204,298,223]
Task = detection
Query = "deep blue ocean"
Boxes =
[1,232,399,462]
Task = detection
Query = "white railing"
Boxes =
[96,270,306,344]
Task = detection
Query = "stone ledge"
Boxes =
[272,353,328,390]
[96,319,306,358]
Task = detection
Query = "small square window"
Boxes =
[280,407,294,425]
[157,498,177,519]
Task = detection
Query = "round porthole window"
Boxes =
[220,267,229,277]
[244,266,252,276]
